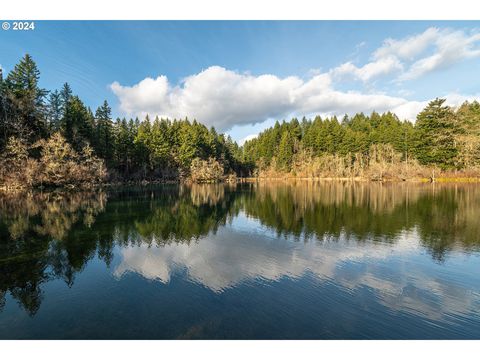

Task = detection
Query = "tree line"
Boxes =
[243,98,480,179]
[0,55,243,189]
[2,54,480,190]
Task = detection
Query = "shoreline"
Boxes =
[3,175,480,193]
[238,176,480,183]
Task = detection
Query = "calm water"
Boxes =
[0,182,479,339]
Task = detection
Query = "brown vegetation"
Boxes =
[0,133,107,191]
[189,157,225,183]
[252,144,475,182]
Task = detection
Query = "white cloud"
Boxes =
[112,67,412,130]
[329,27,441,84]
[110,75,170,115]
[294,88,406,116]
[111,27,480,131]
[374,27,440,61]
[331,56,403,82]
[337,27,480,83]
[395,28,480,81]
[391,100,428,120]
[391,93,480,120]
[112,66,302,130]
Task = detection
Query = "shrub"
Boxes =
[36,133,107,186]
[0,137,36,189]
[190,157,224,183]
[0,133,106,190]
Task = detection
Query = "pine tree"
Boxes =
[455,101,480,168]
[277,131,294,172]
[150,117,171,168]
[47,90,62,131]
[414,98,458,169]
[94,100,114,165]
[0,67,10,150]
[134,116,153,176]
[59,83,72,115]
[177,120,200,170]
[4,54,48,143]
[114,118,134,175]
[61,96,93,151]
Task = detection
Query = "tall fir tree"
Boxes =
[4,54,48,143]
[94,100,114,165]
[59,83,72,115]
[62,95,94,152]
[414,98,458,169]
[276,130,294,172]
[47,90,62,131]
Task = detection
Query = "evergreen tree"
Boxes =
[5,54,480,184]
[455,101,480,168]
[0,67,10,150]
[134,116,153,176]
[414,98,458,169]
[59,82,72,115]
[277,131,294,172]
[62,96,94,152]
[150,117,171,168]
[94,100,114,165]
[176,119,200,169]
[4,54,48,143]
[47,90,62,131]
[113,118,131,175]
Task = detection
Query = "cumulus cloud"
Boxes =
[112,66,303,130]
[110,27,480,131]
[111,75,170,115]
[111,67,411,130]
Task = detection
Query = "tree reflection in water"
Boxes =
[1,182,480,315]
[0,190,107,315]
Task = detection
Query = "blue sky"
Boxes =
[1,21,480,142]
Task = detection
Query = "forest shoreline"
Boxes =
[3,175,480,194]
[3,55,480,195]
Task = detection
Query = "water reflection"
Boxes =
[114,225,480,323]
[242,182,480,258]
[0,182,480,338]
[0,190,107,315]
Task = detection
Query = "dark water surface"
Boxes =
[1,182,479,339]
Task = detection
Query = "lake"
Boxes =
[0,181,479,339]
